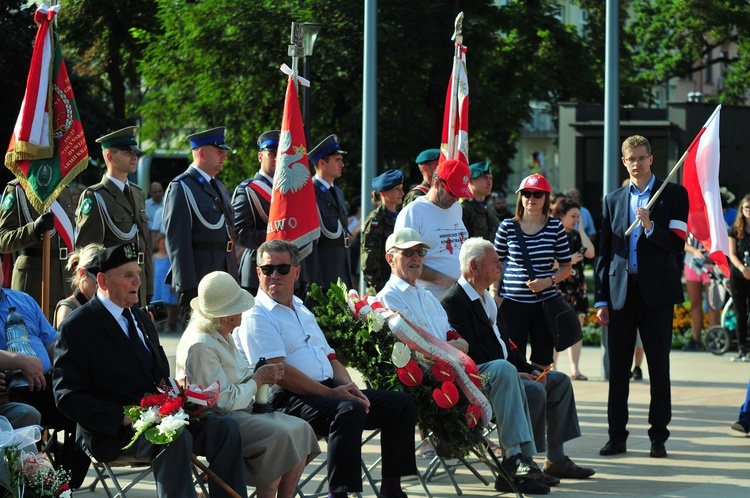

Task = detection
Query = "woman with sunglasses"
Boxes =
[493,174,572,369]
[53,243,105,329]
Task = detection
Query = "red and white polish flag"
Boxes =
[682,105,730,277]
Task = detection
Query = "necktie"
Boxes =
[122,308,153,371]
[123,184,135,212]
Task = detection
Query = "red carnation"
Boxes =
[465,404,482,428]
[397,360,423,387]
[141,392,169,408]
[158,396,185,416]
[430,360,456,382]
[432,381,459,409]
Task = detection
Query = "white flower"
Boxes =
[369,312,385,332]
[133,406,160,431]
[158,409,189,435]
[59,490,72,498]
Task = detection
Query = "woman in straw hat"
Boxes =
[176,271,320,498]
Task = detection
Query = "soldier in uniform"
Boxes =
[461,161,500,242]
[75,126,152,305]
[232,130,278,295]
[401,148,440,206]
[163,126,238,322]
[361,170,404,295]
[307,134,352,290]
[0,182,75,314]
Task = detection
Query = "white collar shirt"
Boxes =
[96,290,148,347]
[457,276,508,358]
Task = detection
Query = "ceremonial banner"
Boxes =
[4,4,89,215]
[440,12,469,165]
[683,105,730,277]
[266,76,320,258]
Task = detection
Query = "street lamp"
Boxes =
[301,23,321,147]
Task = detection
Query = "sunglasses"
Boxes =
[259,264,293,276]
[396,248,427,258]
[520,190,545,199]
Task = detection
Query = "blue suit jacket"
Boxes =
[594,177,688,310]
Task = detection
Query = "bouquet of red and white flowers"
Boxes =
[123,378,219,450]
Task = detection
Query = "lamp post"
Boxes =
[301,23,321,148]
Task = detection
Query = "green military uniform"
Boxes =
[401,182,429,207]
[361,205,398,295]
[461,197,500,242]
[76,176,152,305]
[0,181,75,311]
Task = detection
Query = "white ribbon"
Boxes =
[280,64,311,87]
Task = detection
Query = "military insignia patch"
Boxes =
[124,244,135,259]
[80,198,93,215]
[2,194,15,211]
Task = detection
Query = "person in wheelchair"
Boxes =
[376,229,552,495]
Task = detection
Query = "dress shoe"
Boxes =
[599,440,626,456]
[731,420,750,434]
[495,476,550,495]
[378,492,407,498]
[632,366,643,380]
[650,441,667,458]
[540,473,560,487]
[543,456,596,479]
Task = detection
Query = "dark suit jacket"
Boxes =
[163,166,238,294]
[441,282,535,375]
[232,172,272,290]
[53,294,169,462]
[594,177,688,310]
[307,178,352,289]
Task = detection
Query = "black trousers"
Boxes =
[277,386,417,493]
[608,279,673,444]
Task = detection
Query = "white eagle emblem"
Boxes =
[274,130,310,194]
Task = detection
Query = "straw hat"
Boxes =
[191,271,255,318]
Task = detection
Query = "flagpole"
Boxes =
[289,23,304,90]
[446,12,464,159]
[624,104,722,236]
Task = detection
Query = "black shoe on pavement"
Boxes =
[650,441,667,458]
[599,440,627,456]
[501,453,543,480]
[632,366,643,380]
[540,473,560,487]
[682,338,705,351]
[543,456,596,478]
[495,476,550,495]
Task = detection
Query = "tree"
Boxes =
[628,0,750,105]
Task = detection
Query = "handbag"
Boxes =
[513,222,583,352]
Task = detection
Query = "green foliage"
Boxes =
[309,280,483,457]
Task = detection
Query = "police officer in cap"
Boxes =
[163,126,238,322]
[307,134,352,290]
[232,130,279,294]
[461,161,500,242]
[361,169,404,295]
[0,183,76,312]
[76,126,152,306]
[402,148,440,207]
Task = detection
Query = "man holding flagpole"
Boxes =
[596,135,688,459]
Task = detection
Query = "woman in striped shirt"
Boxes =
[493,174,572,367]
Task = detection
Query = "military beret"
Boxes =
[257,130,280,151]
[372,170,404,192]
[469,161,491,179]
[187,126,231,150]
[96,126,141,153]
[309,134,347,164]
[415,149,440,164]
[97,242,139,274]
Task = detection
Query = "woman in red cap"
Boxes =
[492,173,572,369]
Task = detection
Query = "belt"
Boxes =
[18,247,69,260]
[192,240,235,253]
[317,236,350,249]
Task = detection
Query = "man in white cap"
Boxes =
[163,126,238,323]
[394,158,471,300]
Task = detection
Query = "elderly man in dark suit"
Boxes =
[54,243,247,498]
[595,135,689,459]
[163,127,238,322]
[441,237,594,492]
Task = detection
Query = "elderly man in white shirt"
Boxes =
[376,228,548,494]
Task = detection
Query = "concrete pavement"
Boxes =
[73,336,750,497]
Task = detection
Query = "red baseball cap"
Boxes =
[436,159,472,198]
[515,174,551,194]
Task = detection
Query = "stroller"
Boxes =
[699,259,737,355]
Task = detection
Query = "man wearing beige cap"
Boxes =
[76,126,152,305]
[394,158,471,300]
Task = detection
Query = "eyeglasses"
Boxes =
[625,155,650,165]
[259,264,293,276]
[520,190,545,199]
[396,248,427,258]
